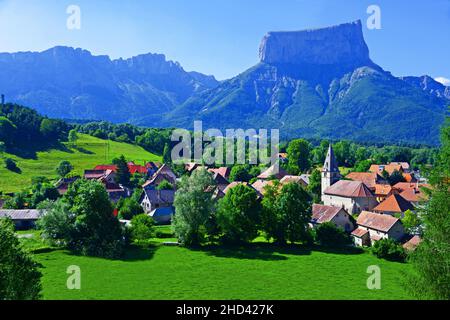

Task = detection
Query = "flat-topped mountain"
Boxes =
[164,21,448,145]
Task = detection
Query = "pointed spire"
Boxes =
[323,144,339,173]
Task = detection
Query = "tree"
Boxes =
[315,222,351,247]
[51,179,125,258]
[216,184,261,244]
[0,116,16,145]
[56,160,73,178]
[229,165,252,182]
[287,139,311,174]
[387,170,406,185]
[37,200,74,246]
[261,182,312,245]
[371,238,406,262]
[113,155,131,186]
[40,118,67,141]
[308,169,321,202]
[117,190,143,220]
[68,129,78,144]
[407,116,450,299]
[173,168,216,246]
[29,182,60,208]
[0,219,42,300]
[130,214,155,242]
[353,159,374,172]
[163,143,171,164]
[402,210,422,234]
[156,180,174,191]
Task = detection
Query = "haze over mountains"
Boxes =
[0,20,448,145]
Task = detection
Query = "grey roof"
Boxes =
[0,209,42,220]
[143,189,175,205]
[149,206,175,218]
[323,145,339,173]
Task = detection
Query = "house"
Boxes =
[212,172,230,193]
[393,182,430,205]
[322,180,379,214]
[104,183,130,203]
[252,179,276,196]
[94,162,150,176]
[142,164,177,190]
[149,207,175,224]
[257,163,288,180]
[403,173,418,183]
[351,211,405,246]
[311,204,355,232]
[208,167,231,180]
[223,182,262,198]
[0,209,42,229]
[389,162,411,173]
[146,162,161,176]
[55,176,80,195]
[140,189,175,213]
[373,194,415,216]
[280,174,310,187]
[185,162,201,174]
[403,235,422,251]
[84,169,116,183]
[346,172,388,189]
[373,184,397,202]
[369,164,404,175]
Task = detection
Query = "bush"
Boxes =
[372,238,406,262]
[315,222,351,247]
[4,158,19,172]
[130,214,155,242]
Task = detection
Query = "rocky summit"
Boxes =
[259,20,372,68]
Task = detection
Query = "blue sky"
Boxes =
[0,0,449,81]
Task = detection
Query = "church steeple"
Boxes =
[323,144,339,173]
[321,144,341,197]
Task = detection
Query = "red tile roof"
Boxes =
[403,235,421,251]
[251,179,275,195]
[351,227,369,238]
[324,180,375,198]
[374,184,394,196]
[94,164,148,175]
[369,164,403,175]
[356,211,400,233]
[312,204,345,224]
[346,172,384,188]
[257,164,288,180]
[373,194,414,213]
[208,167,231,179]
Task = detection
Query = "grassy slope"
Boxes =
[34,242,412,300]
[0,134,161,193]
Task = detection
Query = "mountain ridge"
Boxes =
[0,21,448,145]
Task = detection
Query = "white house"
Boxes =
[351,211,405,247]
[311,204,355,232]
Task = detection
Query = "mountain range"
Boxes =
[0,20,448,145]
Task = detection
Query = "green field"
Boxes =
[0,134,161,193]
[25,228,412,300]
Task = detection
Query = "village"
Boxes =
[0,144,427,253]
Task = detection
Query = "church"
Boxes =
[321,145,378,215]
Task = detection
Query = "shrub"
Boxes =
[4,158,19,172]
[315,222,351,247]
[130,214,155,242]
[372,238,406,262]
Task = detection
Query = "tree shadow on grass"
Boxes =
[194,243,312,261]
[64,244,159,262]
[311,245,365,255]
[71,145,94,155]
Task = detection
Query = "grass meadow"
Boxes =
[0,134,161,193]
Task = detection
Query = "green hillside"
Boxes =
[0,134,161,193]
